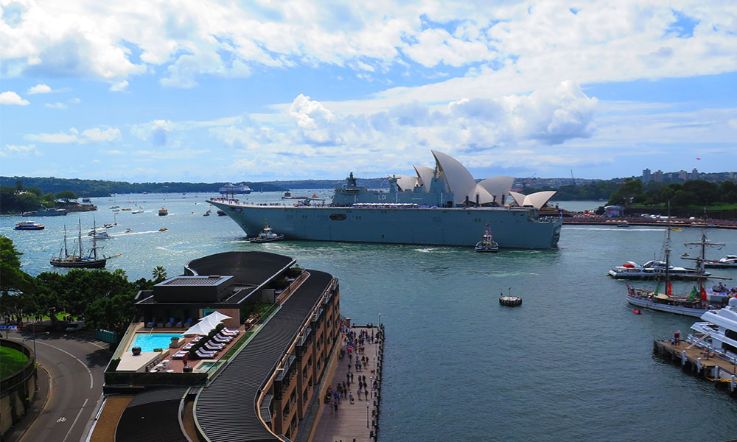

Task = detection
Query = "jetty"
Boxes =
[310,324,385,442]
[653,338,737,394]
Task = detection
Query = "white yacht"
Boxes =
[704,255,737,269]
[608,260,708,280]
[688,297,737,365]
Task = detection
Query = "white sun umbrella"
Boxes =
[183,320,215,336]
[199,311,231,323]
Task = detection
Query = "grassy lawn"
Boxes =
[0,346,30,379]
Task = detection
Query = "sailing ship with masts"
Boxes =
[50,219,109,268]
[626,215,732,317]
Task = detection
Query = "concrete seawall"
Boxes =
[0,339,38,438]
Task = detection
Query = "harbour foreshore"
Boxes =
[310,324,385,442]
[564,216,737,229]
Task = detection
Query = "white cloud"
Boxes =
[1,1,734,90]
[0,144,38,157]
[0,91,29,105]
[45,102,67,109]
[27,83,52,94]
[131,119,173,145]
[26,127,121,144]
[110,80,128,92]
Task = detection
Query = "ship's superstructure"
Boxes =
[209,150,562,249]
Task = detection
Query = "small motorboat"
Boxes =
[15,221,44,230]
[131,209,143,214]
[632,308,642,315]
[248,225,284,243]
[499,288,522,307]
[203,209,211,216]
[159,227,168,232]
[617,221,630,228]
[158,208,168,216]
[124,228,133,233]
[217,210,226,216]
[475,224,499,252]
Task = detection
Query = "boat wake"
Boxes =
[569,227,664,232]
[111,230,161,237]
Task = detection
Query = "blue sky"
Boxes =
[1,1,736,182]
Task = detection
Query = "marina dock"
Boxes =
[653,339,737,394]
[311,325,385,442]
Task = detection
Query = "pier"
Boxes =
[653,339,737,394]
[311,324,385,442]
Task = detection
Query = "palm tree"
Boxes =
[151,266,167,283]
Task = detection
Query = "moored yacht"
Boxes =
[688,297,737,365]
[705,255,737,269]
[608,260,708,280]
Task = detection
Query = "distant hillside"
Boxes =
[264,177,389,189]
[0,176,287,197]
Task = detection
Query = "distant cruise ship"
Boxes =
[209,151,562,249]
[218,183,252,194]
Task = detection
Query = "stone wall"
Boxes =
[0,339,38,438]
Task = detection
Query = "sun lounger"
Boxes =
[212,335,233,343]
[172,351,188,359]
[204,341,225,350]
[222,328,240,335]
[196,349,217,358]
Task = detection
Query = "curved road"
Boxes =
[7,331,108,442]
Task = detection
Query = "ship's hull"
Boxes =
[209,202,562,249]
[50,258,107,269]
[626,294,706,317]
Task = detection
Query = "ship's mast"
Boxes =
[684,230,725,292]
[92,218,98,260]
[63,225,68,257]
[78,218,83,258]
[663,202,671,292]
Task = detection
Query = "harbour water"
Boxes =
[3,194,737,441]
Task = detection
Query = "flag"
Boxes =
[654,280,661,296]
[701,286,707,301]
[666,281,673,297]
[688,286,698,301]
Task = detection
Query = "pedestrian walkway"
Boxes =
[312,325,384,442]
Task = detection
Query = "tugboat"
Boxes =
[50,220,108,268]
[499,288,522,307]
[158,207,168,216]
[248,225,285,243]
[475,224,499,252]
[14,221,45,230]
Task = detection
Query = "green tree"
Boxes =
[85,291,137,335]
[151,266,167,283]
[0,236,34,324]
[608,178,644,206]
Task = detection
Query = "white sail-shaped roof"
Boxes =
[478,176,514,203]
[509,191,557,209]
[413,165,434,193]
[395,175,418,192]
[509,191,526,207]
[431,150,478,205]
[474,184,494,204]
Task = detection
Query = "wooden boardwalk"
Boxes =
[654,339,737,393]
[311,325,384,442]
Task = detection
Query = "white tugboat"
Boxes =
[475,224,499,253]
[247,225,285,243]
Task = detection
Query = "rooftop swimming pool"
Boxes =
[132,333,182,352]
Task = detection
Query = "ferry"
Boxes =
[15,221,45,230]
[219,183,252,195]
[209,151,562,249]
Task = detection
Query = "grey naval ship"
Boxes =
[209,150,562,249]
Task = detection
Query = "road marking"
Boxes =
[57,417,67,423]
[89,341,107,350]
[34,340,94,389]
[62,398,88,442]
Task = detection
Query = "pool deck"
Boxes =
[311,325,385,442]
[118,326,247,374]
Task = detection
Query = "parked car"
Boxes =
[65,321,86,332]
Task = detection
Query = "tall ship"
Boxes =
[218,183,252,195]
[209,151,562,249]
[50,220,108,268]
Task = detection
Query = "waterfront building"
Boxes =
[94,251,342,441]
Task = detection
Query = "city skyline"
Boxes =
[1,1,737,182]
